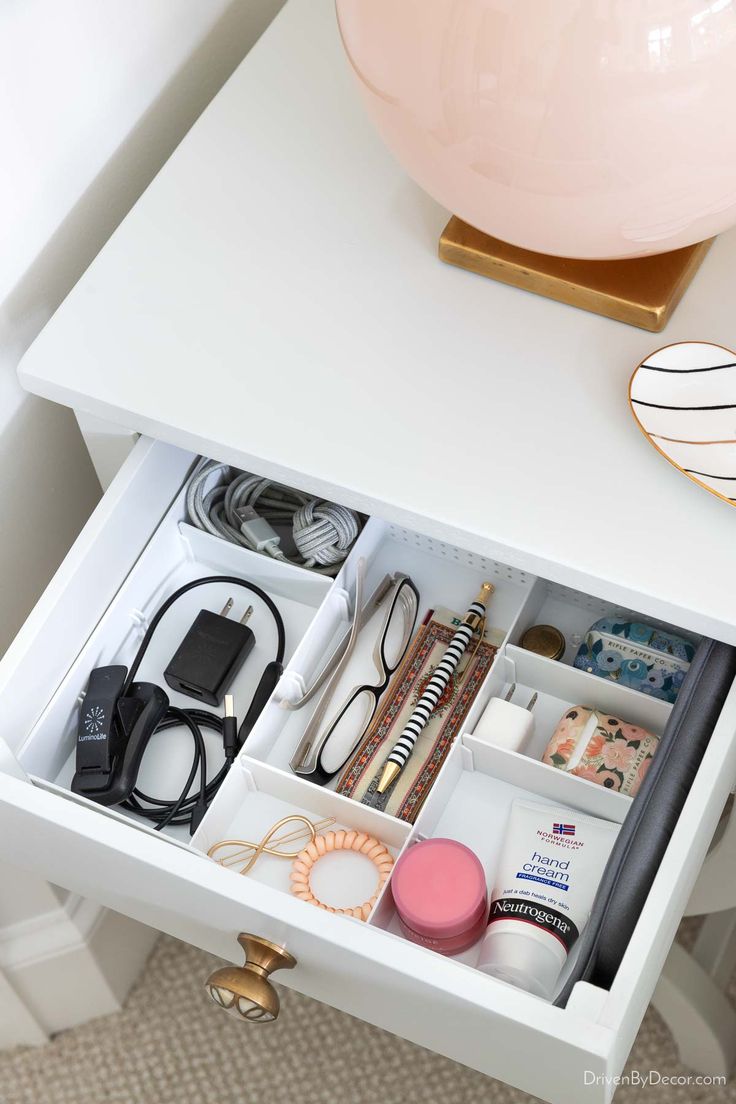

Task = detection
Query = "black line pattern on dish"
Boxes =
[640,361,736,374]
[632,399,736,411]
[684,469,736,481]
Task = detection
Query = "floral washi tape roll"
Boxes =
[573,618,694,704]
[542,706,660,797]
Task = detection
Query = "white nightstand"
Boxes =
[6,0,736,1097]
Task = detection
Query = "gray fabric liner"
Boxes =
[555,637,736,1007]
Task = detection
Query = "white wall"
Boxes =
[0,0,284,655]
[0,0,284,1043]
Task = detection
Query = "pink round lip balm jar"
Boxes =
[391,838,488,956]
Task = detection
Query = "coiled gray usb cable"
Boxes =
[186,460,360,576]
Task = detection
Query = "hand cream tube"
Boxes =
[477,799,619,998]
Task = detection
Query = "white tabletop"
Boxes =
[18,0,736,643]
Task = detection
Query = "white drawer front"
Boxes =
[0,435,733,1104]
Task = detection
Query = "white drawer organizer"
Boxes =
[1,436,736,1103]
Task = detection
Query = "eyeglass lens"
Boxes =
[380,581,417,672]
[319,689,378,776]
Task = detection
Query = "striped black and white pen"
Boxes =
[375,582,494,795]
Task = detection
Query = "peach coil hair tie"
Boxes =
[290,829,394,921]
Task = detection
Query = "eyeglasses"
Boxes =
[289,563,419,785]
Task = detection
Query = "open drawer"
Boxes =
[1,435,736,1104]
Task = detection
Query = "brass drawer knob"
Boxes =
[205,933,296,1022]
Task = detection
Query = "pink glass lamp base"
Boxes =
[336,0,736,262]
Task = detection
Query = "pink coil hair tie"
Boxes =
[290,829,394,921]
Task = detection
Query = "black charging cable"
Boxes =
[120,576,286,833]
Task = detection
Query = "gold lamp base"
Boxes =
[439,216,714,332]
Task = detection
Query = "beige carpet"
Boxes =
[1,924,733,1104]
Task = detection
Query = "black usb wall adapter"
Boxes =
[164,598,255,706]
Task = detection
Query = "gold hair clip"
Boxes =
[208,815,336,875]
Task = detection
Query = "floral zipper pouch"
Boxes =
[572,618,695,704]
[542,706,659,797]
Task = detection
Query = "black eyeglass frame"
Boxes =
[294,575,419,786]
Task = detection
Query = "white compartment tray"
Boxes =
[0,437,735,1104]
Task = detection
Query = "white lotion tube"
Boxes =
[478,799,619,998]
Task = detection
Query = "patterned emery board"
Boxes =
[629,341,736,508]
